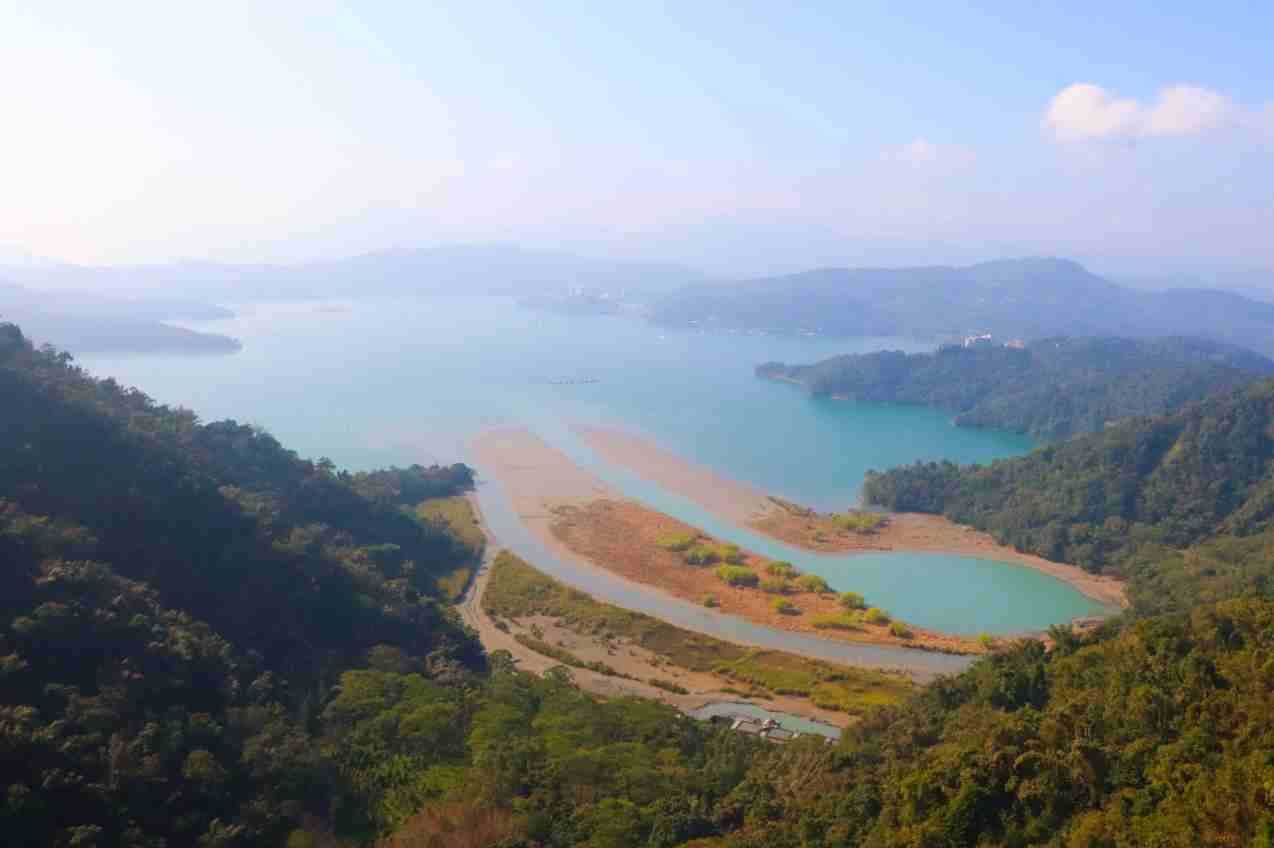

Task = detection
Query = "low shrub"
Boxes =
[811,613,860,631]
[863,607,889,624]
[684,545,721,566]
[715,565,758,587]
[657,532,698,552]
[795,574,830,594]
[760,577,792,595]
[836,511,887,534]
[719,543,745,565]
[701,594,719,608]
[770,597,799,615]
[839,591,866,610]
[888,621,912,639]
[765,560,797,578]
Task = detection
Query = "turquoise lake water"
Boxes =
[77,296,1108,647]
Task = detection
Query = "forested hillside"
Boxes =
[713,598,1274,848]
[863,378,1274,609]
[0,322,485,845]
[6,318,1274,847]
[759,336,1274,439]
[653,257,1274,356]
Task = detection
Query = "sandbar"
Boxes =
[576,424,1126,610]
[471,427,985,656]
[457,493,855,728]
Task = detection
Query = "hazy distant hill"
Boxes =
[759,336,1274,439]
[0,282,240,355]
[2,244,710,302]
[653,257,1274,354]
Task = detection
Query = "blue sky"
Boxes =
[1,1,1270,274]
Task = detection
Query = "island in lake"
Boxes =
[757,335,1274,439]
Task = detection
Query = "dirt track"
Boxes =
[457,494,853,728]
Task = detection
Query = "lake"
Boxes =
[78,295,1108,645]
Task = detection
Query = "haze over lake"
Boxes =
[79,296,1105,635]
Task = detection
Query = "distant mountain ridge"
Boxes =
[653,257,1274,354]
[759,336,1274,440]
[0,244,708,354]
[1,244,711,301]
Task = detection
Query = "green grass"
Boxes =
[711,651,912,716]
[483,551,913,714]
[416,496,484,601]
[416,495,485,555]
[511,633,631,679]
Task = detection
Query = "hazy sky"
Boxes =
[2,1,1271,273]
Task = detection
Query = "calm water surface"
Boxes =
[78,296,1108,645]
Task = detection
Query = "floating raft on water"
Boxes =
[532,377,601,385]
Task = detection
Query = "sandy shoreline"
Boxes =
[470,428,981,666]
[547,498,984,654]
[458,492,853,728]
[575,425,776,525]
[577,424,1127,609]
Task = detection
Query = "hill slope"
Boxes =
[654,257,1274,354]
[759,336,1274,439]
[863,378,1274,609]
[0,281,241,355]
[8,318,1274,847]
[0,322,484,844]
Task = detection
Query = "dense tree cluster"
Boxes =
[325,658,761,843]
[717,599,1274,847]
[863,377,1274,591]
[0,323,483,845]
[760,336,1273,439]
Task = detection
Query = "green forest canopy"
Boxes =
[758,335,1274,439]
[5,320,1274,847]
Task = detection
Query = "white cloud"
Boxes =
[889,138,939,164]
[881,138,975,168]
[1144,85,1234,136]
[1044,83,1239,142]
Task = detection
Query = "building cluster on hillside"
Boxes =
[960,333,1027,349]
[707,713,800,743]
